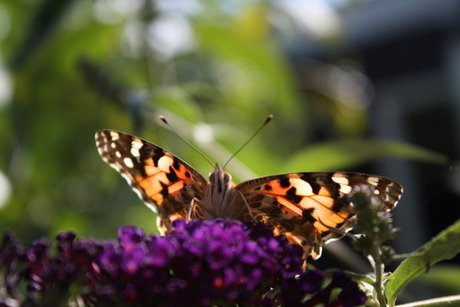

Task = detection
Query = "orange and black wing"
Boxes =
[95,129,208,233]
[236,172,403,258]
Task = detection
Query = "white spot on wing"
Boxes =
[332,174,349,185]
[123,157,134,168]
[367,176,379,186]
[339,185,352,194]
[291,178,313,195]
[110,131,119,141]
[158,155,174,172]
[130,138,143,157]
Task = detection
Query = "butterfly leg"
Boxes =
[187,198,198,220]
[236,191,258,222]
[187,198,206,220]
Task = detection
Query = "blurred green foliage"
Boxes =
[413,265,460,296]
[0,0,444,245]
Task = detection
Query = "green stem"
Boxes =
[370,248,388,307]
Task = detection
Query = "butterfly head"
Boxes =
[209,164,233,194]
[199,164,241,219]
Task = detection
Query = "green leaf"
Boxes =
[280,139,447,172]
[385,220,460,305]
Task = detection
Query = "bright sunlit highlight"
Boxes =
[277,0,342,39]
[147,14,194,59]
[93,0,142,24]
[0,171,11,209]
[193,123,214,144]
[0,65,12,107]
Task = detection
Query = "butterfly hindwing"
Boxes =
[95,130,208,232]
[236,172,402,258]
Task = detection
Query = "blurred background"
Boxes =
[1,0,459,301]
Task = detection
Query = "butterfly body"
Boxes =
[200,164,247,220]
[96,129,403,259]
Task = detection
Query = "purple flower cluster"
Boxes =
[0,219,365,306]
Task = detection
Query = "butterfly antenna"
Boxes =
[223,114,274,169]
[159,116,215,167]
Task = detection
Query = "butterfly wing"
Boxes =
[95,129,208,234]
[235,172,403,258]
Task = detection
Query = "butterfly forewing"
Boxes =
[95,130,208,233]
[235,172,403,258]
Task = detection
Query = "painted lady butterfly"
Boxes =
[95,129,403,259]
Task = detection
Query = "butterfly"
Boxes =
[95,129,403,259]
